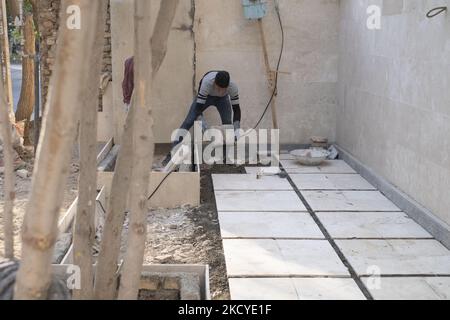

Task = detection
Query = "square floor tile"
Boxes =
[292,278,366,300]
[229,278,366,300]
[223,239,349,277]
[302,191,401,212]
[281,160,356,174]
[229,278,298,300]
[245,167,280,175]
[291,174,375,190]
[212,174,292,191]
[336,239,450,276]
[317,212,433,239]
[223,239,288,276]
[363,277,450,300]
[215,191,307,212]
[278,240,350,276]
[219,212,324,239]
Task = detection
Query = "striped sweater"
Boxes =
[197,71,240,106]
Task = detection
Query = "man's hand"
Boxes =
[234,121,241,141]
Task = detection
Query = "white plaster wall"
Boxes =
[110,0,339,144]
[337,0,450,225]
[195,0,340,144]
[110,0,195,143]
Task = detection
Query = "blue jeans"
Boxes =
[173,95,233,146]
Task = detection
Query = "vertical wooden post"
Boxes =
[258,19,278,129]
[14,0,106,300]
[118,0,179,300]
[72,0,108,300]
[0,0,14,121]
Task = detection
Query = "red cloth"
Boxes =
[122,57,134,104]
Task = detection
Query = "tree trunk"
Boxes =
[72,0,107,300]
[117,0,179,300]
[14,0,106,300]
[93,93,136,300]
[0,0,14,122]
[0,58,15,260]
[15,14,35,127]
[6,0,20,19]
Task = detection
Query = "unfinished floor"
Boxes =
[212,154,450,300]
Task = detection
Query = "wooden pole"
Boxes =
[118,0,179,300]
[72,0,108,300]
[0,54,15,260]
[258,19,278,129]
[14,0,106,300]
[0,0,14,121]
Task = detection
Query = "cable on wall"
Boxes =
[426,6,447,18]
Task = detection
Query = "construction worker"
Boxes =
[161,70,242,166]
[122,61,242,166]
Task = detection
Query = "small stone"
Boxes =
[155,254,172,264]
[16,169,29,179]
[169,224,178,230]
[202,240,212,247]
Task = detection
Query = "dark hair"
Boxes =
[215,71,230,88]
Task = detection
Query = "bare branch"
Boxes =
[151,0,179,75]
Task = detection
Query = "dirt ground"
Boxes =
[0,146,80,259]
[2,141,246,300]
[124,164,245,300]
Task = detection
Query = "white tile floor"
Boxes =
[215,191,307,212]
[229,278,366,300]
[291,174,376,190]
[213,159,450,300]
[316,212,433,239]
[212,174,292,191]
[303,191,401,212]
[223,239,349,277]
[219,212,324,239]
[362,277,450,300]
[336,239,450,276]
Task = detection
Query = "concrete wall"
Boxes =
[195,0,339,144]
[337,0,450,225]
[110,0,339,144]
[110,0,195,144]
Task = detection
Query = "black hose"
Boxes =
[147,170,173,201]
